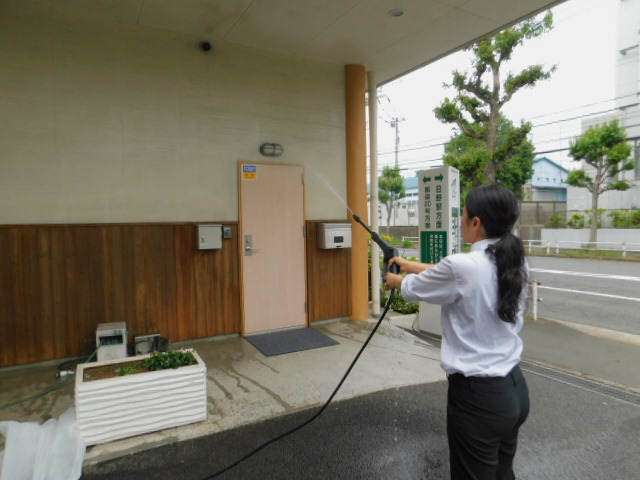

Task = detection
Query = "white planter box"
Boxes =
[75,351,207,445]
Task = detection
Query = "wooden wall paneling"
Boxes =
[108,226,126,334]
[132,225,147,337]
[143,225,167,338]
[155,224,175,337]
[221,225,241,334]
[193,247,208,339]
[208,239,221,336]
[65,227,98,358]
[0,228,16,366]
[165,224,179,339]
[0,222,243,367]
[9,228,24,365]
[99,226,116,331]
[175,225,196,341]
[306,222,318,323]
[18,229,41,361]
[306,221,351,323]
[120,225,138,338]
[37,228,54,361]
[50,227,69,360]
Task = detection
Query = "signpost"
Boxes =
[417,166,460,335]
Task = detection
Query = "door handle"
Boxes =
[244,235,261,256]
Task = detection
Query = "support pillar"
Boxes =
[367,71,381,316]
[345,64,369,320]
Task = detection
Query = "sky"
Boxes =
[374,0,619,177]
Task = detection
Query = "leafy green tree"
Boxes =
[378,166,406,226]
[566,119,634,243]
[434,12,555,189]
[442,116,535,198]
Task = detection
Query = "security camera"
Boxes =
[199,41,212,53]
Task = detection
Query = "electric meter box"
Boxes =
[317,223,352,249]
[197,224,222,250]
[96,322,127,362]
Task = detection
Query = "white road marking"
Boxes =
[530,268,640,282]
[537,285,640,302]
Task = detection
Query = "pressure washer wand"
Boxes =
[352,213,400,277]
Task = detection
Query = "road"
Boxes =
[394,251,640,389]
[398,249,640,337]
[528,256,640,335]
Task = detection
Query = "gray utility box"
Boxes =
[317,223,352,249]
[197,224,222,250]
[96,322,127,362]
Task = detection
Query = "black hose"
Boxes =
[202,289,397,479]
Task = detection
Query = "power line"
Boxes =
[370,129,640,173]
[375,104,640,157]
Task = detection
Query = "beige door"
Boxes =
[239,162,307,334]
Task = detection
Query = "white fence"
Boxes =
[524,239,640,257]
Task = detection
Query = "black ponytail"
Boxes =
[465,185,528,324]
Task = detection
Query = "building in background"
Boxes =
[377,176,419,227]
[567,0,640,211]
[524,157,569,201]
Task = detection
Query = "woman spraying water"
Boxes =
[384,184,530,480]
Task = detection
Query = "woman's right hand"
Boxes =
[389,256,434,275]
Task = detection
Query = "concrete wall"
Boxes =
[542,228,640,246]
[0,2,347,224]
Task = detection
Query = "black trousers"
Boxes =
[446,365,530,480]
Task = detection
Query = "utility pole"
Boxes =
[390,117,405,167]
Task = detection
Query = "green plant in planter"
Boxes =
[380,286,419,314]
[144,350,196,371]
[115,365,141,376]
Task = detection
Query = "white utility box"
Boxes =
[96,322,127,362]
[317,223,352,249]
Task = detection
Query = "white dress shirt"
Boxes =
[401,238,527,377]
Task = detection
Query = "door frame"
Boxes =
[237,160,308,336]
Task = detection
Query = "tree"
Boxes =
[434,12,555,190]
[378,166,406,226]
[566,119,634,243]
[442,116,535,198]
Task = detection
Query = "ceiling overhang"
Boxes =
[50,0,564,85]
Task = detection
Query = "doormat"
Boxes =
[245,328,339,357]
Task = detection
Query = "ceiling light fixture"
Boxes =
[389,8,404,17]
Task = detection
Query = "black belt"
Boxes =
[448,365,520,385]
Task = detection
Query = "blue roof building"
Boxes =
[527,157,568,202]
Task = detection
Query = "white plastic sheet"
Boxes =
[0,408,85,480]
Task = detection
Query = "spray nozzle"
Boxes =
[351,213,400,277]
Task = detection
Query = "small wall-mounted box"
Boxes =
[317,223,352,249]
[96,322,127,362]
[197,225,222,250]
